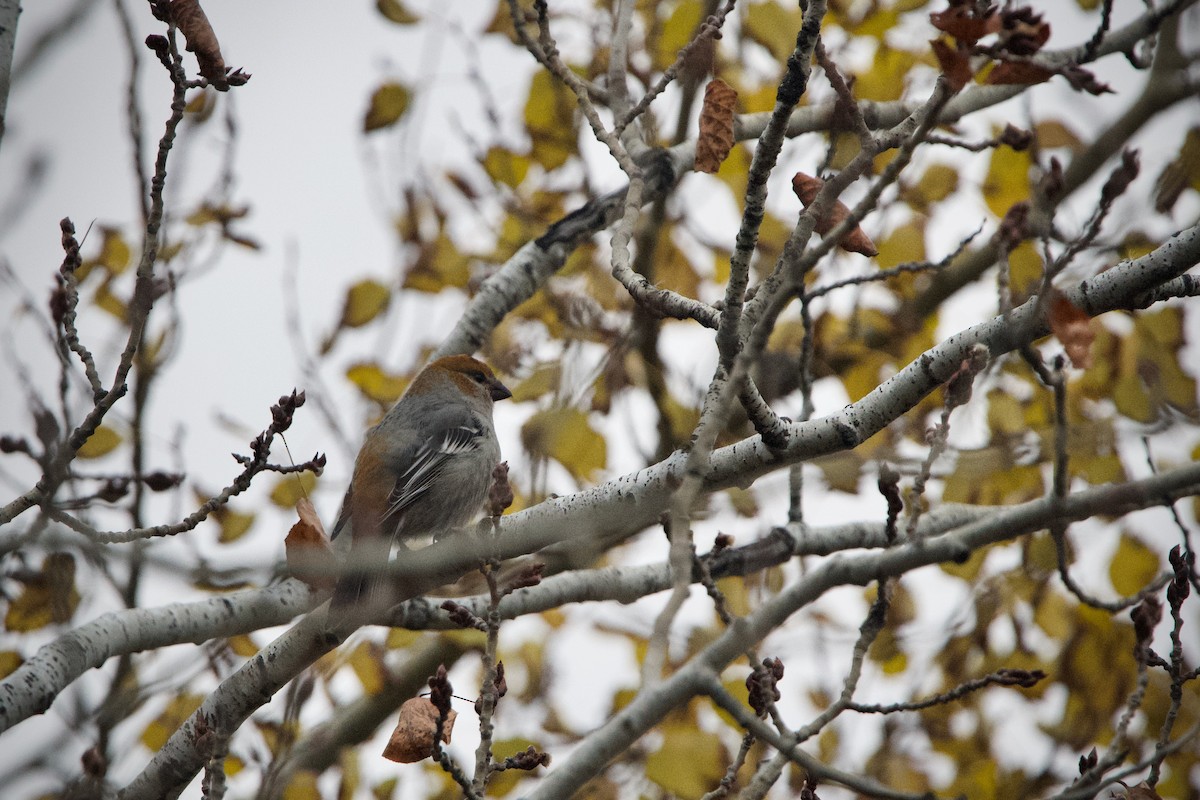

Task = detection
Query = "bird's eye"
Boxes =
[471,371,487,383]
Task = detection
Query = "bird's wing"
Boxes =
[383,422,485,521]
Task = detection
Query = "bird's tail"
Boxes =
[330,570,371,614]
[327,535,393,630]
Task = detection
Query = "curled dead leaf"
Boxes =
[694,79,737,174]
[285,498,335,590]
[170,0,229,89]
[790,173,878,257]
[382,697,457,763]
[1047,290,1094,369]
[930,39,972,92]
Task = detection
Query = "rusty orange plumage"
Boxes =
[330,355,510,619]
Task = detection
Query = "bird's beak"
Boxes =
[489,376,512,402]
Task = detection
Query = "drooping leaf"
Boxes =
[346,361,409,406]
[1109,533,1161,596]
[483,145,531,188]
[524,70,577,171]
[77,425,122,459]
[338,279,392,329]
[4,553,79,631]
[645,723,727,799]
[402,233,470,292]
[791,173,879,256]
[364,82,412,132]
[269,472,317,508]
[140,693,204,751]
[349,641,387,695]
[1047,291,1094,369]
[694,79,737,174]
[982,142,1033,217]
[376,0,419,24]
[655,0,705,71]
[521,407,606,482]
[285,497,334,590]
[854,45,917,101]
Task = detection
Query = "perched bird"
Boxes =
[330,354,511,619]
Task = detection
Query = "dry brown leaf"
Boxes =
[929,5,999,44]
[382,697,457,763]
[694,79,737,174]
[986,60,1053,87]
[1048,290,1094,369]
[170,0,228,89]
[285,498,335,590]
[931,39,972,92]
[790,173,878,257]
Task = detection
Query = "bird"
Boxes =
[329,354,511,620]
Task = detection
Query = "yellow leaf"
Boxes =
[715,577,751,617]
[4,553,79,631]
[910,163,959,205]
[339,279,391,328]
[1035,119,1082,150]
[198,493,256,544]
[281,770,321,800]
[483,146,530,188]
[744,1,805,63]
[376,0,419,24]
[876,220,926,269]
[881,650,908,674]
[226,634,259,658]
[521,408,606,482]
[855,46,917,102]
[77,425,122,459]
[1113,373,1153,423]
[482,2,518,43]
[403,233,470,292]
[851,7,900,39]
[372,777,398,800]
[93,277,128,322]
[0,651,22,679]
[655,0,704,71]
[1118,230,1157,260]
[511,363,561,403]
[141,693,204,751]
[346,361,409,406]
[645,723,727,799]
[842,350,891,402]
[814,452,864,493]
[524,70,577,171]
[987,389,1025,436]
[1077,452,1124,485]
[725,487,758,517]
[1008,239,1043,297]
[1109,532,1160,596]
[656,236,701,298]
[364,82,412,132]
[1032,588,1073,640]
[661,393,700,443]
[385,628,422,649]
[712,676,752,731]
[349,641,386,695]
[982,143,1033,217]
[827,131,862,170]
[96,227,132,274]
[184,88,216,121]
[269,473,317,508]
